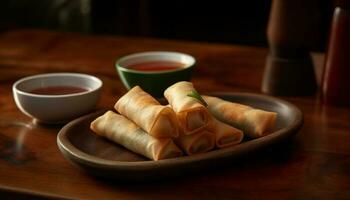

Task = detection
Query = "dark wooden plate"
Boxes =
[57,93,302,180]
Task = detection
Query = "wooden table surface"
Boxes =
[0,30,349,200]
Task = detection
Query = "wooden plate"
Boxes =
[57,93,302,180]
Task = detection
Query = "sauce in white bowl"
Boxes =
[13,73,102,124]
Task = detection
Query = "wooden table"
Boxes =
[0,30,349,200]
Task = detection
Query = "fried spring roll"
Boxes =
[203,96,277,138]
[209,118,244,148]
[90,111,183,161]
[175,128,215,155]
[164,81,212,134]
[115,86,179,138]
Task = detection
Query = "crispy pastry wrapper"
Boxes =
[209,118,244,148]
[175,126,215,155]
[203,96,277,138]
[90,111,183,161]
[115,86,179,138]
[164,81,212,134]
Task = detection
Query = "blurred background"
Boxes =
[0,0,334,50]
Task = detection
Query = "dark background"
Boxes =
[0,0,333,49]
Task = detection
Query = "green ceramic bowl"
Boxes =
[116,51,195,98]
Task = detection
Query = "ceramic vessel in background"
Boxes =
[262,55,316,95]
[322,2,350,106]
[262,0,319,96]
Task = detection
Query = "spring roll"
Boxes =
[209,118,244,148]
[203,95,277,138]
[90,111,183,161]
[115,86,179,138]
[175,128,215,155]
[164,81,212,134]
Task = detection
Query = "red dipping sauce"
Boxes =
[30,86,88,95]
[127,61,186,72]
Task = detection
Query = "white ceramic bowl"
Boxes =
[13,73,102,124]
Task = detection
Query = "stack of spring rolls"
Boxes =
[90,81,277,161]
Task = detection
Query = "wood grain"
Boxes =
[1,30,350,200]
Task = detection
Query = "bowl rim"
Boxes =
[115,51,196,74]
[13,72,103,98]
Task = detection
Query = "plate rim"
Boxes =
[57,92,303,169]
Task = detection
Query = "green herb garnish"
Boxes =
[187,90,208,107]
